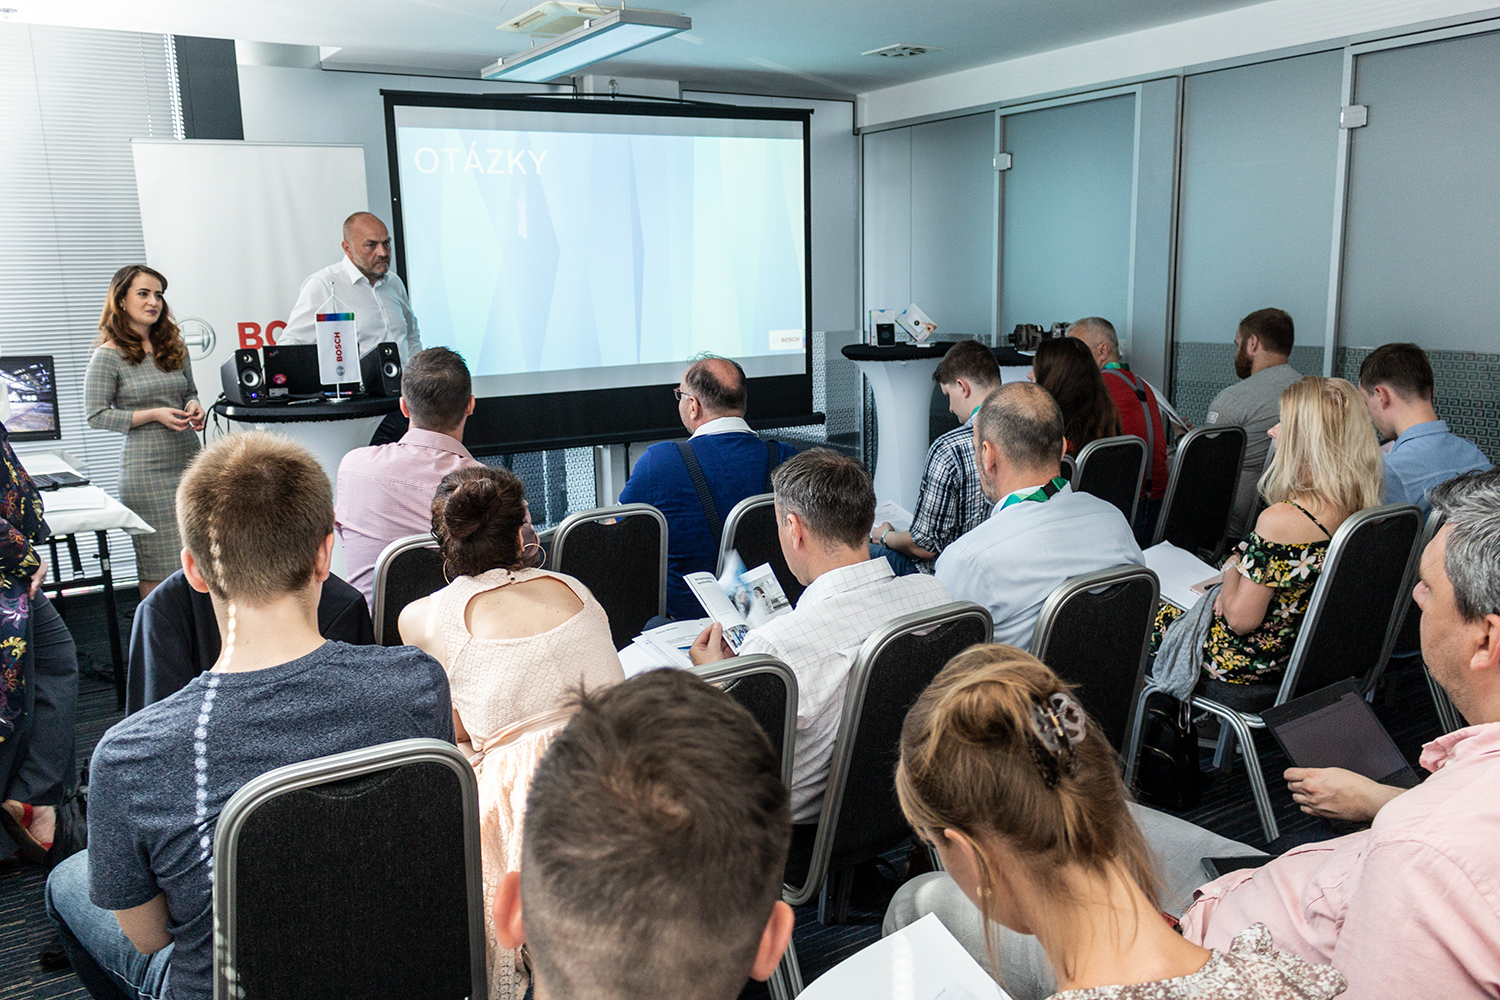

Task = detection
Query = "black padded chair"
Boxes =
[784,602,992,926]
[1030,564,1159,755]
[1151,425,1248,563]
[549,503,668,650]
[1059,453,1077,483]
[212,738,485,1000]
[1125,503,1423,841]
[371,534,446,646]
[717,493,806,607]
[1073,435,1148,524]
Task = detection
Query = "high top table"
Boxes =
[841,342,954,512]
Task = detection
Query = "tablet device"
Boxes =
[1260,679,1420,788]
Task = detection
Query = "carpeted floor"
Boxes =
[1,589,1445,999]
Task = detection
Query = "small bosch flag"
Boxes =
[315,303,356,386]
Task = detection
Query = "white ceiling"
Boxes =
[8,0,1273,96]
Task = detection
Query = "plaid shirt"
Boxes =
[907,420,992,571]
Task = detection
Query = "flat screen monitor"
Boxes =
[0,355,60,442]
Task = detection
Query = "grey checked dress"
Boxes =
[85,346,201,580]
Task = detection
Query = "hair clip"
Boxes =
[1028,692,1087,785]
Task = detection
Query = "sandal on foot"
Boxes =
[0,802,51,864]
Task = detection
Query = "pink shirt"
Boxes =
[1181,722,1500,999]
[335,428,478,604]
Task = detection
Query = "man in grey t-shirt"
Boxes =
[1203,308,1303,539]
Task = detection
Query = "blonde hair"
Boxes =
[1259,377,1384,515]
[895,645,1165,981]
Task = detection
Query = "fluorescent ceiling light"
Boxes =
[482,7,691,83]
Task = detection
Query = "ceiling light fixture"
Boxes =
[482,7,691,83]
[862,44,942,58]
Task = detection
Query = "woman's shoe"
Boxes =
[0,801,52,864]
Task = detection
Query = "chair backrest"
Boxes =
[1059,453,1077,483]
[549,503,668,650]
[1278,502,1424,703]
[717,493,806,607]
[372,534,446,646]
[692,654,799,790]
[1073,435,1148,524]
[789,602,992,903]
[213,739,484,1000]
[1151,425,1248,561]
[1029,564,1160,753]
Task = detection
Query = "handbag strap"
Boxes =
[676,441,723,548]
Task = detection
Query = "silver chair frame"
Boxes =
[213,738,486,1000]
[1030,563,1160,765]
[1150,425,1248,558]
[548,502,669,620]
[370,532,442,645]
[1073,434,1148,525]
[1125,503,1423,841]
[715,492,776,575]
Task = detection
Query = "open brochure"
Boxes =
[799,913,1010,1000]
[874,499,914,533]
[683,552,792,652]
[1144,541,1223,613]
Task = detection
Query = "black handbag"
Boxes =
[1134,692,1209,810]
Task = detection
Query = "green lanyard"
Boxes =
[1000,477,1068,511]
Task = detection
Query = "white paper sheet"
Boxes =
[798,913,1010,1000]
[624,618,710,674]
[37,485,109,513]
[1144,541,1222,613]
[874,500,914,533]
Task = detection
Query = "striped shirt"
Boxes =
[906,419,993,572]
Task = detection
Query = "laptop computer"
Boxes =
[263,343,338,398]
[1260,678,1421,789]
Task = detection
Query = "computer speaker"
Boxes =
[360,342,402,397]
[220,349,266,405]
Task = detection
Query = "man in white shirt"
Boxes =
[936,381,1143,648]
[689,448,950,823]
[282,212,422,363]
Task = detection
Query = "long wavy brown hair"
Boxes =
[95,265,189,372]
[1033,336,1122,454]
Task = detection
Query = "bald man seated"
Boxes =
[620,356,799,619]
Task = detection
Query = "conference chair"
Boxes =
[1059,453,1077,483]
[1072,435,1148,524]
[1389,509,1464,733]
[371,533,446,646]
[212,738,485,1000]
[717,493,806,607]
[1124,502,1423,841]
[549,503,668,650]
[783,602,992,927]
[1150,425,1247,563]
[1030,564,1159,755]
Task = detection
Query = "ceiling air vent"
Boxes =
[862,43,943,58]
[498,2,616,38]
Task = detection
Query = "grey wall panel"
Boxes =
[861,127,912,321]
[1340,30,1500,354]
[910,112,997,341]
[999,94,1135,341]
[1128,78,1179,389]
[1175,52,1343,347]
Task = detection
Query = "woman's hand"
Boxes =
[29,556,47,598]
[183,400,205,432]
[1284,766,1405,822]
[153,407,191,432]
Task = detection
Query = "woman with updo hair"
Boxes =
[892,645,1345,1000]
[399,465,622,748]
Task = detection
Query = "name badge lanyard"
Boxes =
[999,476,1068,511]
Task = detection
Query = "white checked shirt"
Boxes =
[737,558,950,823]
[282,254,422,362]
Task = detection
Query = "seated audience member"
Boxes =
[1069,317,1170,544]
[689,448,950,822]
[936,383,1143,649]
[870,339,1000,575]
[891,645,1344,1000]
[1157,377,1383,702]
[1204,308,1303,539]
[45,432,453,1000]
[619,355,799,619]
[1358,342,1490,513]
[1178,468,1500,998]
[1031,336,1122,455]
[400,465,623,752]
[334,346,540,606]
[492,669,793,1000]
[126,566,373,714]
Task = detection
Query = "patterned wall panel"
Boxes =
[1337,347,1500,465]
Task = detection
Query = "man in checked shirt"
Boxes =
[869,340,1001,575]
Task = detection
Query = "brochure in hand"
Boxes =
[683,552,792,652]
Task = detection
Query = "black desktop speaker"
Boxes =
[360,342,403,397]
[220,349,266,405]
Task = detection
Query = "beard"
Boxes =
[978,463,998,503]
[1233,341,1252,380]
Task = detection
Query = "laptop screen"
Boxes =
[0,355,60,442]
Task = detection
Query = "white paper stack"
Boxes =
[39,485,109,513]
[874,500,914,533]
[1144,541,1222,613]
[799,913,1010,1000]
[619,618,712,677]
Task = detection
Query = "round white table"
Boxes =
[842,343,954,512]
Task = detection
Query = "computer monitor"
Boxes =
[0,355,61,442]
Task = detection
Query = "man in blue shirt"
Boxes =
[620,356,799,618]
[1359,343,1491,513]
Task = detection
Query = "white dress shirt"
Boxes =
[281,254,422,363]
[737,558,951,823]
[935,483,1144,649]
[690,415,753,437]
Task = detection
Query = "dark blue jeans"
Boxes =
[868,543,922,577]
[46,850,173,1000]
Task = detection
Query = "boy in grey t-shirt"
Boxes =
[45,432,454,1000]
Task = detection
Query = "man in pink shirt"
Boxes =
[1181,467,1500,998]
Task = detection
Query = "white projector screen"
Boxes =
[387,97,811,404]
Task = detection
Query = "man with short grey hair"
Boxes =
[935,382,1143,648]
